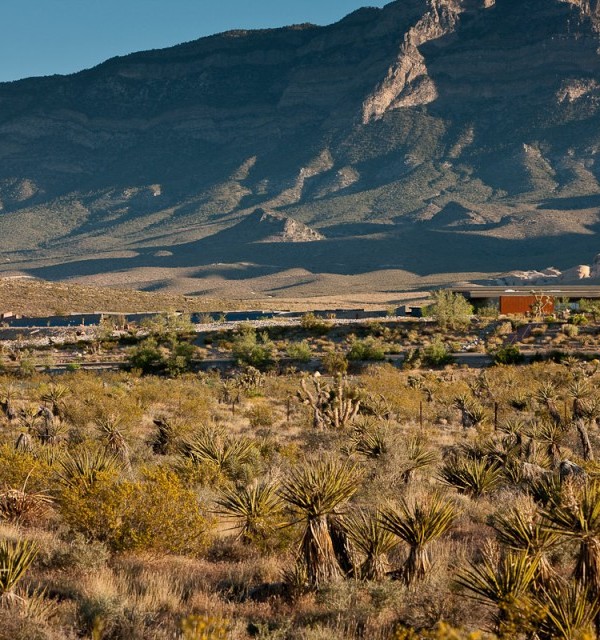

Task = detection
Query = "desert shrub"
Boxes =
[245,403,275,428]
[59,466,212,554]
[569,313,588,325]
[231,326,275,368]
[141,312,195,338]
[300,312,330,335]
[562,324,579,338]
[493,345,524,365]
[347,337,386,361]
[478,304,499,319]
[286,340,312,362]
[0,445,53,493]
[181,616,231,640]
[321,350,349,375]
[423,338,454,367]
[127,337,165,374]
[494,321,513,336]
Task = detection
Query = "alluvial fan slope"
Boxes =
[2,0,600,294]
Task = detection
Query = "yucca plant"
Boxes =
[214,479,283,544]
[534,582,599,640]
[531,421,567,468]
[41,383,69,418]
[351,424,388,460]
[345,508,398,580]
[528,472,563,507]
[379,493,456,585]
[279,458,362,587]
[492,503,559,586]
[497,418,527,450]
[439,456,503,498]
[183,427,257,482]
[568,379,595,462]
[96,414,131,470]
[455,551,540,635]
[400,435,438,484]
[57,448,121,491]
[543,479,600,598]
[535,381,563,427]
[0,486,52,525]
[0,539,39,602]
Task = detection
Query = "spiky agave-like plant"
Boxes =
[345,509,398,580]
[400,435,438,484]
[535,381,563,427]
[439,456,503,498]
[214,479,283,544]
[97,414,131,470]
[279,458,363,588]
[183,426,256,482]
[534,582,600,640]
[492,502,560,587]
[455,551,540,635]
[0,539,39,602]
[41,383,69,419]
[543,479,600,598]
[379,492,456,585]
[57,448,122,491]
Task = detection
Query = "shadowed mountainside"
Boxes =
[2,0,600,295]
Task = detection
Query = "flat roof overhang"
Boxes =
[450,286,600,300]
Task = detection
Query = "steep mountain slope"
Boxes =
[2,0,600,294]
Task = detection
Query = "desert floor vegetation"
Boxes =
[4,311,600,638]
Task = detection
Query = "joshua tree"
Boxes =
[279,458,362,588]
[214,479,283,545]
[379,492,456,585]
[297,374,361,430]
[345,509,398,580]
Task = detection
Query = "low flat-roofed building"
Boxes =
[450,285,600,315]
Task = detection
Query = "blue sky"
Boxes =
[2,0,389,83]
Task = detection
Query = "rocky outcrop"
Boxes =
[220,209,324,244]
[362,0,463,123]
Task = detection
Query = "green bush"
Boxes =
[347,337,386,361]
[428,290,473,330]
[286,340,312,362]
[300,312,330,335]
[422,338,454,367]
[231,326,275,369]
[493,344,524,365]
[321,350,348,375]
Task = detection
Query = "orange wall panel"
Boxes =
[499,295,554,315]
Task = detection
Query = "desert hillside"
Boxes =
[2,0,600,294]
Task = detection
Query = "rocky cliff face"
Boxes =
[2,0,600,287]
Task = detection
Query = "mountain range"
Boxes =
[2,0,600,297]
